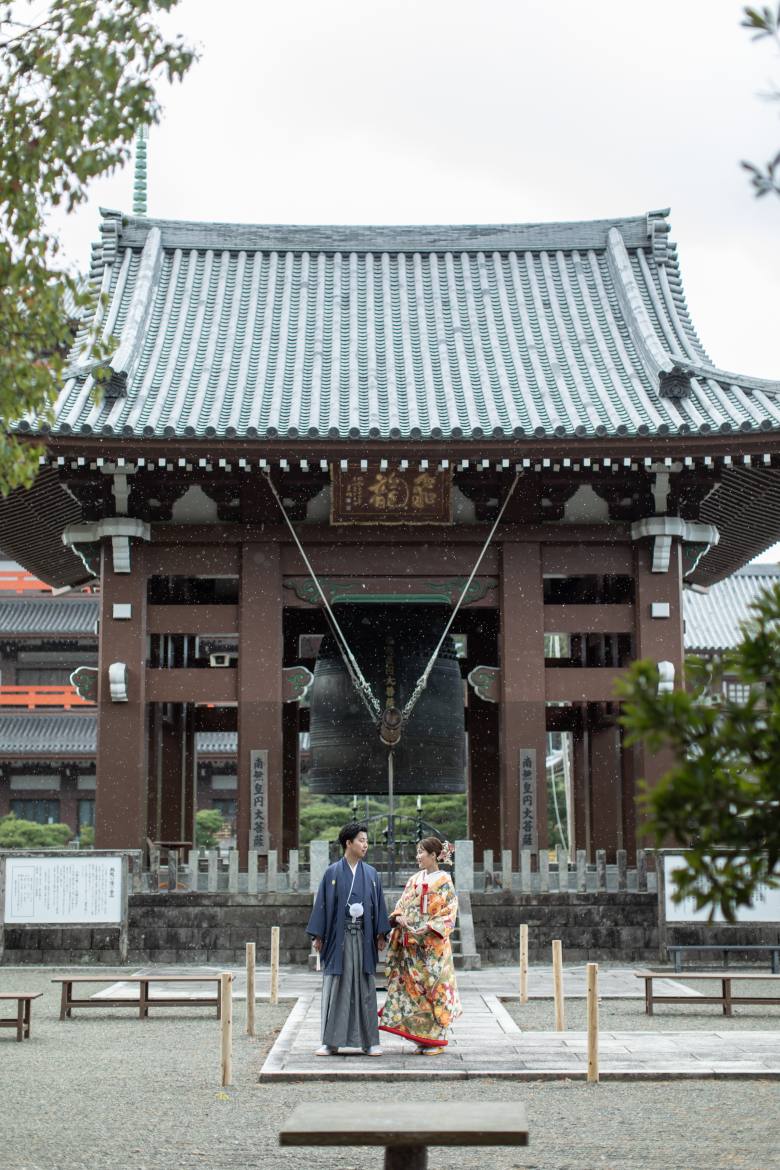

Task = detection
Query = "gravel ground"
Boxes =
[1,967,779,1170]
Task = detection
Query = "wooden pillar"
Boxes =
[95,542,149,851]
[632,539,685,819]
[468,696,501,854]
[236,542,283,865]
[499,541,548,860]
[588,710,621,861]
[157,704,195,844]
[281,703,299,857]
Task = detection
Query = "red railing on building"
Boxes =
[0,571,52,594]
[0,685,94,709]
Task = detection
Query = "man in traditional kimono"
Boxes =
[306,820,391,1056]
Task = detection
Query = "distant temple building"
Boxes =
[1,207,779,861]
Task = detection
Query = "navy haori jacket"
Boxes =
[306,857,391,977]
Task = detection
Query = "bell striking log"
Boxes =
[307,606,466,795]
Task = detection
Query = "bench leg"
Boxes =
[723,978,732,1017]
[645,979,653,1016]
[24,999,32,1040]
[16,999,24,1042]
[139,980,149,1020]
[385,1146,427,1169]
[59,982,70,1021]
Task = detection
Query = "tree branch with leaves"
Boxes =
[618,582,780,920]
[741,4,780,197]
[0,0,196,494]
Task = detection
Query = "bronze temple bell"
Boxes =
[307,606,466,796]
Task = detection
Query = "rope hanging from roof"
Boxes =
[262,466,521,743]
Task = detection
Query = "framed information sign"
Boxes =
[4,855,123,924]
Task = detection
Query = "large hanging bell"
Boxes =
[307,606,466,795]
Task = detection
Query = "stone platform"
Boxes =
[258,987,780,1080]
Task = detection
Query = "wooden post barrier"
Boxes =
[270,926,280,1006]
[519,923,529,1004]
[552,939,565,1031]
[220,972,233,1087]
[246,942,256,1037]
[587,962,599,1083]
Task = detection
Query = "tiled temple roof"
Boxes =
[683,564,780,652]
[16,207,778,443]
[0,712,237,758]
[0,713,97,757]
[0,597,98,637]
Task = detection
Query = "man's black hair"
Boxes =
[339,821,368,851]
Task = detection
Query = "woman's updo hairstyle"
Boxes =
[420,835,452,867]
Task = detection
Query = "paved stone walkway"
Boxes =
[258,988,780,1080]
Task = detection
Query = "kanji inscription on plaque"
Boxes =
[519,748,538,851]
[331,465,451,524]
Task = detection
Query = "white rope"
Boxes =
[401,471,522,722]
[260,469,381,722]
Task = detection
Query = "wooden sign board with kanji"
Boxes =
[330,465,451,525]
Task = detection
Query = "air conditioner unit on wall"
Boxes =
[209,652,238,668]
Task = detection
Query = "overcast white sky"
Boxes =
[53,0,780,558]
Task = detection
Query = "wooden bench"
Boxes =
[280,1102,529,1170]
[636,969,780,1016]
[667,944,780,973]
[52,975,223,1020]
[0,993,43,1042]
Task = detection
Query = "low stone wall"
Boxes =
[665,922,780,958]
[4,890,778,966]
[1,893,314,966]
[470,892,660,963]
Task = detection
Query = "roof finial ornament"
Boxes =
[646,207,671,265]
[132,126,149,217]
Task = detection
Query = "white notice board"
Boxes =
[662,853,780,924]
[4,855,123,924]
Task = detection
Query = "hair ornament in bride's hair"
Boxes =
[437,840,454,867]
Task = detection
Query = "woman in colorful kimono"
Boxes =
[379,835,462,1054]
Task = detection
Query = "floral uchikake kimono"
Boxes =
[379,869,462,1047]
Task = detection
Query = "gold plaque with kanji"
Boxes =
[330,465,452,525]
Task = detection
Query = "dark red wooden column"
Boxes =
[95,542,149,851]
[236,542,283,865]
[157,704,195,844]
[632,539,685,829]
[499,541,548,860]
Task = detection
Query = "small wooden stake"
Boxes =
[220,972,233,1087]
[270,925,280,1006]
[587,962,599,1083]
[552,939,565,1031]
[245,942,256,1037]
[519,923,529,1004]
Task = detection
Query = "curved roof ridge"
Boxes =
[101,206,655,254]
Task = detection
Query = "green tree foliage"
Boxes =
[0,812,73,847]
[618,582,780,920]
[297,789,468,847]
[0,0,195,493]
[195,808,224,848]
[741,4,780,196]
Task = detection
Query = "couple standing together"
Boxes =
[306,820,462,1056]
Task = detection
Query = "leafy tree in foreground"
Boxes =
[741,4,780,197]
[0,0,195,493]
[618,583,780,921]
